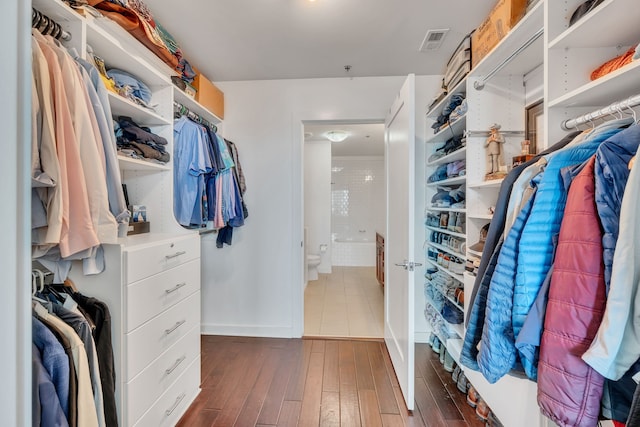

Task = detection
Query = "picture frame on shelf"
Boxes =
[525,99,544,154]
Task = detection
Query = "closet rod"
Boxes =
[465,130,525,137]
[561,93,640,131]
[32,8,72,42]
[473,27,543,90]
[173,101,218,132]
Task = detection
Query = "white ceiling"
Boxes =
[146,0,495,82]
[305,123,385,157]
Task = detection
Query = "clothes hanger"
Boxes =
[31,270,48,305]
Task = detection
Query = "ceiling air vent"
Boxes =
[419,28,449,52]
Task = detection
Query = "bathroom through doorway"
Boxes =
[302,122,386,338]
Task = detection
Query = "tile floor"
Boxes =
[304,266,384,338]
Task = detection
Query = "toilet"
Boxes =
[307,254,322,281]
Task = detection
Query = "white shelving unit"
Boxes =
[31,0,216,424]
[423,3,547,427]
[427,147,467,166]
[425,226,467,239]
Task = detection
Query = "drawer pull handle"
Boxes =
[165,282,187,294]
[165,355,187,376]
[165,251,187,260]
[164,320,186,335]
[165,392,186,417]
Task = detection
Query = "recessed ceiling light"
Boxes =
[325,130,349,143]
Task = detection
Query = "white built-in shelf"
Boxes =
[173,87,223,125]
[464,271,476,283]
[426,207,466,213]
[426,115,467,145]
[425,258,464,282]
[467,213,493,220]
[548,60,640,109]
[33,0,79,23]
[427,242,467,261]
[109,93,171,126]
[549,0,640,50]
[446,338,463,364]
[449,322,465,339]
[425,226,466,240]
[85,17,173,89]
[117,155,170,171]
[427,241,466,261]
[468,178,504,189]
[426,78,467,119]
[426,176,466,187]
[427,147,467,167]
[467,248,483,258]
[470,0,544,79]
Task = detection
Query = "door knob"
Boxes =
[394,260,422,271]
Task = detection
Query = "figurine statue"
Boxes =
[485,123,505,179]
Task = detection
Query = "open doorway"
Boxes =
[302,121,386,338]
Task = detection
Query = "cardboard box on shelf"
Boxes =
[471,0,528,67]
[192,73,225,119]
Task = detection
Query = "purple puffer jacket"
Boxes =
[537,156,605,427]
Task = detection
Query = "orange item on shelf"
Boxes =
[590,46,636,81]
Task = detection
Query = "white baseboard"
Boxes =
[201,323,295,338]
[415,331,431,343]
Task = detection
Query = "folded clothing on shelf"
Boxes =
[591,45,637,81]
[115,116,170,163]
[431,93,465,134]
[107,68,153,107]
[431,186,465,208]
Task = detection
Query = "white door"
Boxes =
[384,74,416,411]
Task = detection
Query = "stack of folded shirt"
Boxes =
[115,116,170,163]
[107,69,153,108]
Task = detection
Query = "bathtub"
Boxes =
[331,235,376,266]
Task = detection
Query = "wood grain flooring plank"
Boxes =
[276,400,302,427]
[353,341,376,390]
[211,343,269,426]
[359,389,384,427]
[381,413,405,427]
[176,408,219,427]
[298,351,325,426]
[429,359,483,427]
[320,391,340,427]
[233,347,283,426]
[339,387,362,427]
[284,339,313,401]
[311,339,326,353]
[204,342,252,410]
[367,341,400,415]
[414,376,447,427]
[339,341,357,388]
[422,358,464,421]
[256,341,299,425]
[323,340,340,393]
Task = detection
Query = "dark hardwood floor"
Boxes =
[176,336,485,427]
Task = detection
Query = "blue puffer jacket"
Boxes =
[594,123,640,292]
[476,176,540,383]
[514,127,622,380]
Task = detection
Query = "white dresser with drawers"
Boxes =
[73,233,201,426]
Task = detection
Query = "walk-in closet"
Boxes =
[5,0,640,426]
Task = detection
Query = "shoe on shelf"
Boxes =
[467,385,479,408]
[432,337,441,354]
[485,410,504,427]
[476,397,490,421]
[457,371,469,394]
[439,344,447,364]
[452,364,461,383]
[444,349,455,372]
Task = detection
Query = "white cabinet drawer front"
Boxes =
[125,291,200,380]
[126,259,200,332]
[132,356,201,427]
[126,326,200,426]
[125,235,199,283]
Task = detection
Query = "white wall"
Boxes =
[2,0,31,424]
[202,75,440,337]
[304,141,332,274]
[331,156,385,243]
